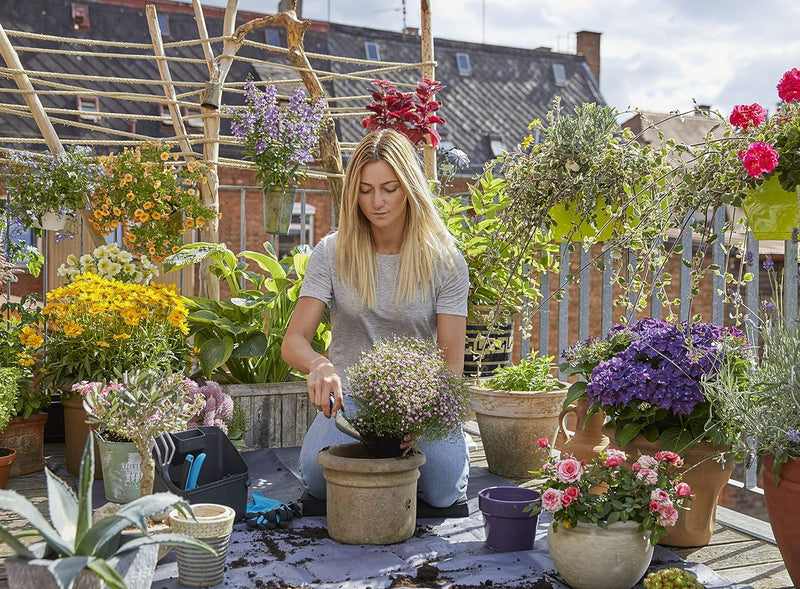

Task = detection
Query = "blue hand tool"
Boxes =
[184,452,206,490]
[179,453,194,489]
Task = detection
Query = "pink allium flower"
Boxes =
[555,458,583,483]
[658,503,679,527]
[655,450,683,466]
[650,488,670,504]
[542,488,564,513]
[729,103,767,129]
[537,437,550,448]
[637,455,658,469]
[637,468,658,485]
[777,68,800,103]
[564,486,580,500]
[603,449,626,467]
[740,141,780,178]
[675,482,693,498]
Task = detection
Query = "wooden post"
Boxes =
[420,0,437,182]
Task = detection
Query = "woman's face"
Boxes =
[357,160,408,235]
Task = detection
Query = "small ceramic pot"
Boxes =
[168,503,236,587]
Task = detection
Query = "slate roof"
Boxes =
[0,0,606,174]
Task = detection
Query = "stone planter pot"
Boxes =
[221,380,314,449]
[168,503,236,587]
[94,431,142,503]
[317,442,426,545]
[762,454,800,586]
[547,520,654,589]
[62,395,102,478]
[5,540,158,589]
[622,435,734,547]
[469,383,568,478]
[554,397,609,462]
[478,485,541,552]
[0,412,47,476]
[0,447,17,489]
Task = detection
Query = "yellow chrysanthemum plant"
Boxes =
[23,273,192,395]
[90,141,216,262]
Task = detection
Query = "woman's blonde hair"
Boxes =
[335,129,458,308]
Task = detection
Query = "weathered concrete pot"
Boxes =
[318,443,426,545]
[469,383,568,478]
[168,503,236,587]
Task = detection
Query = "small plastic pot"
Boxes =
[478,485,541,552]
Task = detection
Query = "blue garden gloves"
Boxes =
[244,492,302,530]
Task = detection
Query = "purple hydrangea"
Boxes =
[585,318,745,416]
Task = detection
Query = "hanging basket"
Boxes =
[742,174,800,241]
[263,185,297,235]
[32,211,72,232]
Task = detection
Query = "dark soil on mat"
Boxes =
[387,562,555,588]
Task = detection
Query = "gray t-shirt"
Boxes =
[300,232,469,388]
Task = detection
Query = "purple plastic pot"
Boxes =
[478,486,541,552]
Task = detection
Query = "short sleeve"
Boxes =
[435,252,469,316]
[299,233,335,305]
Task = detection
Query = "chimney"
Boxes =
[576,30,601,86]
[695,104,711,116]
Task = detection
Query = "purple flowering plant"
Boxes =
[185,380,234,435]
[346,336,470,444]
[561,318,750,453]
[228,77,326,194]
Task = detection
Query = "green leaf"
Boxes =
[199,337,234,378]
[86,558,126,589]
[615,422,643,447]
[162,243,220,273]
[46,459,80,549]
[562,381,587,408]
[241,251,285,279]
[230,331,268,359]
[660,427,695,454]
[48,556,95,589]
[0,488,71,556]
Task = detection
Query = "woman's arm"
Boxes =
[437,313,466,374]
[282,296,342,418]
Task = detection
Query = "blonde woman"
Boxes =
[282,129,469,508]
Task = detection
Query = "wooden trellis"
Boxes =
[0,0,437,299]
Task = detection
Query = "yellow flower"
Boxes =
[16,353,35,367]
[19,326,44,348]
[113,333,131,340]
[160,150,170,161]
[143,201,154,210]
[97,341,110,347]
[126,192,136,201]
[63,322,84,338]
[124,173,134,183]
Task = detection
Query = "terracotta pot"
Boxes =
[0,412,47,476]
[62,395,102,478]
[762,454,800,586]
[0,447,17,489]
[317,442,426,545]
[469,383,568,478]
[547,520,654,589]
[554,398,609,462]
[622,435,734,547]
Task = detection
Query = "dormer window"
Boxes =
[365,42,380,61]
[159,104,204,131]
[265,28,281,46]
[552,63,567,87]
[456,53,471,76]
[157,14,170,39]
[77,96,100,123]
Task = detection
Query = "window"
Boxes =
[456,53,471,76]
[488,134,506,157]
[76,96,100,123]
[552,63,567,87]
[157,14,170,38]
[159,104,204,131]
[364,42,380,61]
[265,28,280,46]
[3,219,36,268]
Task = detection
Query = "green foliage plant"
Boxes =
[485,352,562,392]
[164,241,331,384]
[0,435,213,589]
[0,367,20,433]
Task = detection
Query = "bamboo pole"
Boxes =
[420,0,437,182]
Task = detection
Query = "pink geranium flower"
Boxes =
[740,141,780,178]
[730,103,767,129]
[777,68,800,103]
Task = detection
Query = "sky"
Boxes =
[183,0,800,120]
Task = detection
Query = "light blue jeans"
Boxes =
[299,396,470,508]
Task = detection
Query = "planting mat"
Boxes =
[149,446,754,589]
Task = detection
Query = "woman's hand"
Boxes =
[307,356,343,418]
[400,433,420,456]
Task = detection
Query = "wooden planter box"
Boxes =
[221,381,315,449]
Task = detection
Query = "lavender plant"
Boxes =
[228,78,326,194]
[346,336,470,443]
[562,318,750,453]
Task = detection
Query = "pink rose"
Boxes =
[604,449,626,467]
[637,455,658,469]
[777,68,800,103]
[555,458,583,483]
[740,141,779,178]
[649,501,660,513]
[637,468,658,485]
[631,462,641,472]
[650,488,670,504]
[655,451,682,466]
[675,482,693,498]
[730,103,767,129]
[561,494,573,507]
[542,488,564,513]
[658,503,679,527]
[537,437,550,448]
[541,462,552,473]
[564,486,580,500]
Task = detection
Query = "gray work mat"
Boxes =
[150,446,753,589]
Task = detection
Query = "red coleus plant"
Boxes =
[361,78,445,148]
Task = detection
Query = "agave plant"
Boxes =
[0,435,214,589]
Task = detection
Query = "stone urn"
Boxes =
[317,442,426,545]
[469,382,568,478]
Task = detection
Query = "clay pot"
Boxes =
[0,447,17,489]
[554,397,609,462]
[62,395,102,478]
[762,454,800,586]
[0,412,47,476]
[469,383,568,478]
[317,442,426,545]
[622,435,734,547]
